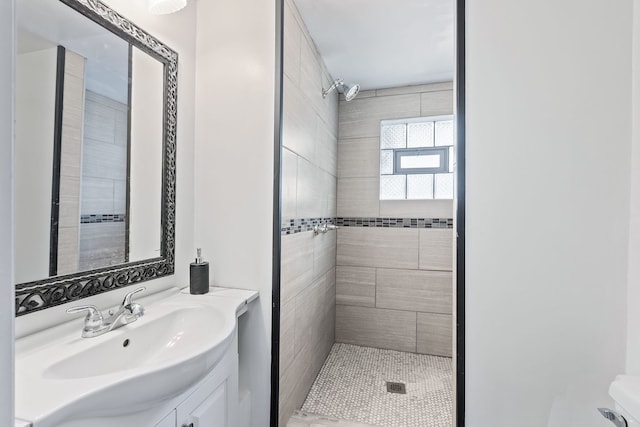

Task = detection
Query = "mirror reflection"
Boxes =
[15,0,163,284]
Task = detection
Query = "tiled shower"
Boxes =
[279,0,454,425]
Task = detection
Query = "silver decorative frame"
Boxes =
[15,0,178,316]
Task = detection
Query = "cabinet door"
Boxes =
[178,381,227,427]
[155,409,177,427]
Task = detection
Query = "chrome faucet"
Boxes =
[67,287,146,338]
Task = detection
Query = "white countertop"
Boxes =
[610,375,640,421]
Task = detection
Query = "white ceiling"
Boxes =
[17,0,130,104]
[293,0,454,91]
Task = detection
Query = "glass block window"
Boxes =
[380,116,454,200]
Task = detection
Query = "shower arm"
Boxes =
[322,79,344,98]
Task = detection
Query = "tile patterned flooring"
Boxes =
[294,343,453,427]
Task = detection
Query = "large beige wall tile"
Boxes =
[337,227,419,269]
[337,177,379,217]
[375,82,453,97]
[419,228,454,271]
[300,38,327,117]
[313,229,336,278]
[338,94,421,139]
[279,297,295,378]
[336,305,417,352]
[376,268,452,314]
[294,271,335,358]
[282,148,297,220]
[281,231,314,303]
[279,340,313,427]
[379,199,453,219]
[417,312,452,357]
[283,1,301,84]
[337,137,380,178]
[315,118,337,175]
[296,158,324,218]
[336,266,376,307]
[324,172,337,218]
[420,90,454,117]
[283,74,316,162]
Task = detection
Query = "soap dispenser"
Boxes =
[190,248,209,295]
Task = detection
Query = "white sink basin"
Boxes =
[15,288,249,426]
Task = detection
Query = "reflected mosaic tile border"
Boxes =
[80,213,126,224]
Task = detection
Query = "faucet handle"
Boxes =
[66,305,104,329]
[122,286,146,307]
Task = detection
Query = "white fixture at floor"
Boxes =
[602,375,640,426]
[15,287,258,427]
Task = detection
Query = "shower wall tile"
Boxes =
[338,93,421,139]
[417,313,453,357]
[316,118,338,174]
[336,266,376,307]
[336,305,417,352]
[313,229,337,279]
[81,177,114,214]
[335,83,455,357]
[379,199,453,219]
[376,81,453,97]
[283,75,317,163]
[78,222,126,271]
[56,225,79,275]
[337,177,379,217]
[282,148,298,220]
[376,268,453,314]
[283,0,301,85]
[337,227,419,269]
[280,0,338,423]
[279,339,313,427]
[337,137,380,179]
[419,229,454,271]
[280,297,296,378]
[281,231,314,303]
[340,89,376,100]
[296,158,324,218]
[420,90,454,117]
[300,39,325,117]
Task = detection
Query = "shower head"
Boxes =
[322,78,361,102]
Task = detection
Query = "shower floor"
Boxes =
[295,343,453,427]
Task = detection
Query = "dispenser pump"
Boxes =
[190,248,209,294]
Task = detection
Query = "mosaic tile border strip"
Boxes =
[281,217,453,235]
[81,214,126,224]
[281,218,335,235]
[336,217,453,229]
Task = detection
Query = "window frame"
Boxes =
[393,147,450,175]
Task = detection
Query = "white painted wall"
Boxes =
[627,0,640,375]
[466,0,632,426]
[193,0,275,424]
[14,48,57,283]
[129,47,163,261]
[0,0,15,425]
[15,0,197,337]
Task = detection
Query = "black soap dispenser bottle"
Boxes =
[190,248,209,294]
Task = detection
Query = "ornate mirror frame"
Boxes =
[15,0,178,316]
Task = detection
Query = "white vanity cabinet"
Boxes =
[153,352,234,427]
[170,348,236,427]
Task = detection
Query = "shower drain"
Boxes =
[386,381,406,394]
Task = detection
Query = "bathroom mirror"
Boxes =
[14,0,178,316]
